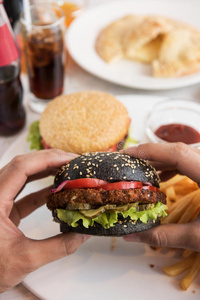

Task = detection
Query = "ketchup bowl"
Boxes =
[146,99,200,148]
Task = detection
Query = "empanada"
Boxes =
[153,28,200,77]
[96,14,200,77]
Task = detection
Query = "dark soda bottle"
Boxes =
[0,0,25,136]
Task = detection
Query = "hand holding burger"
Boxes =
[0,149,90,294]
[122,142,200,251]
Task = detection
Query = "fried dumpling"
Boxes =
[122,16,172,63]
[95,15,142,64]
[153,28,200,77]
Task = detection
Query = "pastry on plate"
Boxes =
[96,14,200,77]
[153,28,200,77]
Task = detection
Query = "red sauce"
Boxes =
[154,123,200,144]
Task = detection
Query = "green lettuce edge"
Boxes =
[56,202,167,229]
[27,120,43,150]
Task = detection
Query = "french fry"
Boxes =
[174,180,199,195]
[162,191,198,224]
[182,249,195,259]
[160,175,186,191]
[167,189,198,214]
[181,253,200,291]
[158,174,200,290]
[178,190,200,223]
[166,186,176,201]
[163,255,195,277]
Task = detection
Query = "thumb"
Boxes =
[123,223,196,250]
[26,233,90,271]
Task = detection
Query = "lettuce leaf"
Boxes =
[123,126,138,149]
[56,202,167,229]
[27,121,42,150]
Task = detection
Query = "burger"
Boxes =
[47,152,167,236]
[27,91,130,153]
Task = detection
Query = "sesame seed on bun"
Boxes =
[39,91,130,154]
[54,152,160,188]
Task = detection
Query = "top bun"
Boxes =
[40,91,129,154]
[55,152,160,188]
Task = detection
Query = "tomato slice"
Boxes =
[63,178,109,189]
[141,186,159,192]
[52,178,159,193]
[99,181,143,190]
[106,144,117,152]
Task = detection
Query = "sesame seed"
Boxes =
[80,172,82,175]
[123,225,127,228]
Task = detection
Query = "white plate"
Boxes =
[0,95,199,300]
[67,0,200,90]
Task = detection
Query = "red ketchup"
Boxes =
[154,124,200,144]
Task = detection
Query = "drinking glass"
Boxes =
[21,3,65,113]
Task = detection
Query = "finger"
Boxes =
[27,233,91,271]
[26,168,58,183]
[0,149,78,215]
[15,168,58,200]
[123,222,199,251]
[123,143,200,183]
[10,186,53,222]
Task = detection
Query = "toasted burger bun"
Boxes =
[54,152,160,188]
[40,91,129,154]
[47,152,166,236]
[59,217,160,236]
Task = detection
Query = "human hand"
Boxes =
[0,149,90,293]
[122,142,200,251]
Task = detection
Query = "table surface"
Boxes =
[1,0,200,298]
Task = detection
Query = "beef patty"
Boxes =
[47,188,166,211]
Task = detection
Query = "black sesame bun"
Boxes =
[54,152,160,188]
[47,152,166,236]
